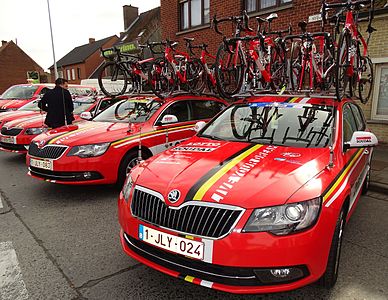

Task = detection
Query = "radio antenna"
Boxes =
[137,124,143,163]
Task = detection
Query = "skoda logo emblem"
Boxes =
[168,189,181,203]
[38,140,45,148]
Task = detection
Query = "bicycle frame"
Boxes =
[165,46,191,85]
[200,49,217,87]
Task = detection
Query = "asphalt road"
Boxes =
[0,151,387,300]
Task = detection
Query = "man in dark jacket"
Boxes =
[38,78,74,128]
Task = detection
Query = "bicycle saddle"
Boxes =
[266,13,278,22]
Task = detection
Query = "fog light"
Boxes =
[83,172,92,179]
[270,268,290,278]
[254,266,308,284]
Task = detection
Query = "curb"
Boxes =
[369,182,388,195]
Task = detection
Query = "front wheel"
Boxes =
[117,150,149,189]
[289,41,303,91]
[215,42,245,98]
[335,32,352,100]
[148,58,176,98]
[186,58,206,94]
[98,62,128,97]
[358,56,374,104]
[318,208,346,288]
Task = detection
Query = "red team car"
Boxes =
[118,96,378,294]
[0,99,42,128]
[26,95,227,186]
[0,96,120,153]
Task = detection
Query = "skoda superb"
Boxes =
[26,95,227,186]
[118,96,378,294]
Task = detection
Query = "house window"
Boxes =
[180,0,210,30]
[77,68,81,79]
[71,69,76,80]
[245,0,292,12]
[372,63,388,120]
[66,69,71,80]
[58,71,64,78]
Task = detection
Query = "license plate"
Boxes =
[139,225,204,260]
[30,158,53,171]
[0,136,16,144]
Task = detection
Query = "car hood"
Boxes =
[134,137,329,209]
[0,111,39,122]
[33,121,137,146]
[0,99,29,110]
[4,115,45,129]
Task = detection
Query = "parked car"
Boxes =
[118,95,378,294]
[0,99,42,128]
[0,83,96,112]
[26,94,228,186]
[0,95,123,153]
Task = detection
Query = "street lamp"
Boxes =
[46,0,58,79]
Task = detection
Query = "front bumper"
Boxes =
[0,134,32,153]
[26,150,120,185]
[118,194,339,294]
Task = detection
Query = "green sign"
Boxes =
[102,42,139,58]
[27,71,40,83]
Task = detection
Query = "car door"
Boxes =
[342,103,368,209]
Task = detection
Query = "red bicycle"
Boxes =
[322,0,375,102]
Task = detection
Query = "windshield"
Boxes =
[1,85,38,100]
[200,102,335,148]
[93,99,161,123]
[19,100,40,111]
[73,99,96,115]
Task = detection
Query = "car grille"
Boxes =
[0,142,26,151]
[1,127,23,136]
[131,187,244,239]
[28,143,67,159]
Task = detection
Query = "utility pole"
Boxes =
[47,0,58,79]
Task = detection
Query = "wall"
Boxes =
[0,42,44,94]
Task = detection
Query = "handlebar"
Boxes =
[211,10,253,36]
[321,0,374,24]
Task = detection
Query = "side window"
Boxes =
[190,100,226,120]
[159,101,190,123]
[343,105,358,143]
[349,103,366,131]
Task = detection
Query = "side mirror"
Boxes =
[194,121,206,133]
[160,114,178,125]
[80,111,92,120]
[344,131,378,150]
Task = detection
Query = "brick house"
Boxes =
[49,35,119,84]
[161,0,388,143]
[0,40,44,94]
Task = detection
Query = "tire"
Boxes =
[186,58,206,94]
[289,41,302,91]
[148,58,176,98]
[358,56,374,104]
[321,36,335,91]
[318,207,346,288]
[215,42,245,98]
[335,32,352,100]
[98,62,128,97]
[117,150,149,189]
[270,46,287,91]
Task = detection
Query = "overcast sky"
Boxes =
[0,0,160,71]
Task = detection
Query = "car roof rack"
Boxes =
[232,90,342,100]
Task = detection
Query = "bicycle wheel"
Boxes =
[358,56,374,104]
[321,38,335,91]
[98,61,128,97]
[335,31,352,100]
[148,57,176,98]
[289,41,303,91]
[271,46,287,91]
[186,58,206,94]
[215,42,245,98]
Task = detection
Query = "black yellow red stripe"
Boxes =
[48,125,96,144]
[187,144,263,201]
[322,148,364,203]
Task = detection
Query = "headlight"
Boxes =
[122,175,134,202]
[243,198,321,235]
[25,127,44,135]
[67,142,110,158]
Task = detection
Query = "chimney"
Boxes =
[123,5,139,30]
[1,40,7,46]
[89,38,95,44]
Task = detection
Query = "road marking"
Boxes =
[0,242,29,300]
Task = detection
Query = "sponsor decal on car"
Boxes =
[356,136,372,143]
[172,142,221,153]
[281,152,301,158]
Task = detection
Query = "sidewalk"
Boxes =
[370,144,388,194]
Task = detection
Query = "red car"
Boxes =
[118,96,378,294]
[0,99,42,128]
[0,83,96,112]
[26,95,228,186]
[0,96,121,153]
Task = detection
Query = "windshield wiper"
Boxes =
[200,134,226,141]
